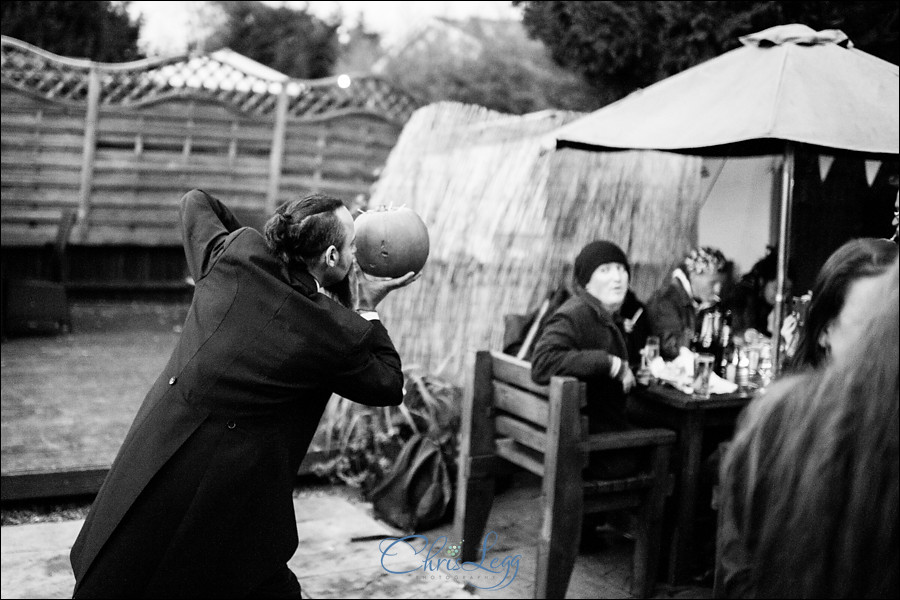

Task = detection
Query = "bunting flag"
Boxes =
[817,154,835,182]
[864,159,882,187]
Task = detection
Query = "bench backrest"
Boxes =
[469,350,587,477]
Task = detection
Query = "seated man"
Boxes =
[530,240,651,479]
[647,246,729,361]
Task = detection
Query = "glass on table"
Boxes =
[747,345,761,375]
[790,294,812,330]
[758,343,774,386]
[693,353,714,398]
[638,336,662,386]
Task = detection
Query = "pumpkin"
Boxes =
[355,206,430,277]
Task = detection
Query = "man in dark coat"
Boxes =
[530,241,651,471]
[70,189,418,598]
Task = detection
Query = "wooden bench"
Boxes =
[454,350,676,598]
[2,208,77,336]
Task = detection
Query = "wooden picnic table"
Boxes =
[630,382,757,584]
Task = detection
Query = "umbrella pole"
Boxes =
[773,142,795,374]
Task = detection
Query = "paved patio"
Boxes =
[1,491,479,599]
[1,480,712,599]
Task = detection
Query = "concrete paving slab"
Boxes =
[1,520,82,599]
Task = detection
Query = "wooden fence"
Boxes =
[1,36,417,290]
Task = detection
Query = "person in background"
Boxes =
[787,237,898,369]
[715,258,898,598]
[647,246,729,360]
[530,240,652,551]
[531,240,651,471]
[727,247,792,340]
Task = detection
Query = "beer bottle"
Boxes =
[694,299,723,370]
[736,347,750,389]
[718,310,735,379]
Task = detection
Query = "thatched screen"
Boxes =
[369,102,703,385]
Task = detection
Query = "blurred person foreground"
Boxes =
[716,259,899,598]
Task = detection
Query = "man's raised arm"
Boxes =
[180,189,244,282]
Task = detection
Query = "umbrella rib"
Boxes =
[767,47,791,139]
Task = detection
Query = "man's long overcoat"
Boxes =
[70,189,404,597]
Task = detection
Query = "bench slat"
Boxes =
[495,438,545,477]
[494,381,550,427]
[495,415,547,453]
[583,428,676,452]
[583,474,657,494]
[584,492,645,514]
[490,352,552,395]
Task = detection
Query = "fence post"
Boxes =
[266,87,290,215]
[77,64,101,242]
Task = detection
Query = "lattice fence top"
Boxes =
[0,35,419,124]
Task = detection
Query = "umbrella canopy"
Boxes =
[550,24,899,155]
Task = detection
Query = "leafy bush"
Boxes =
[312,366,461,498]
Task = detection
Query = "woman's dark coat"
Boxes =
[530,287,650,433]
[70,190,403,597]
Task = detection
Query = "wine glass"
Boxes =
[644,336,661,362]
[639,336,661,385]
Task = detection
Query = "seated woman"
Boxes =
[728,247,792,340]
[715,258,898,598]
[530,240,650,479]
[647,246,729,360]
[787,237,898,369]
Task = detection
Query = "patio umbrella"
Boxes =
[548,23,900,369]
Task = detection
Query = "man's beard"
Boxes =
[324,272,353,309]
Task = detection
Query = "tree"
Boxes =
[378,17,603,115]
[514,1,900,106]
[0,0,143,62]
[204,1,339,79]
[333,15,384,75]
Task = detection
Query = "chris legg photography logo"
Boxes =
[379,530,520,590]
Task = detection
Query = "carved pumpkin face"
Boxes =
[355,206,430,278]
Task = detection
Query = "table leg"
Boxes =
[669,411,704,584]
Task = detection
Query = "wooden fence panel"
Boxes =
[1,36,415,289]
[2,90,405,248]
[2,96,86,235]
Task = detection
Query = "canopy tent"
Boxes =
[547,23,900,369]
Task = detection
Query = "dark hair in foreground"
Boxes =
[264,193,346,266]
[791,237,898,369]
[721,258,899,598]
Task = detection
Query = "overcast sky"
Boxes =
[129,1,521,54]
